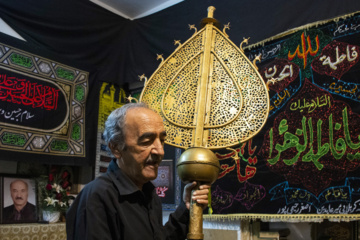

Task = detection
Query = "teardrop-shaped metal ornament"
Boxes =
[140,7,270,240]
[140,7,269,150]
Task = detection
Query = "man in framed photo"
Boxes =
[3,179,37,223]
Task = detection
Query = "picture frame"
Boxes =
[311,220,358,240]
[1,176,38,224]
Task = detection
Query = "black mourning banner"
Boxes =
[0,33,97,166]
[0,69,68,130]
[207,12,360,221]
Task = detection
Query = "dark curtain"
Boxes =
[0,0,360,166]
[1,0,360,87]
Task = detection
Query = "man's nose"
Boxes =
[151,140,164,156]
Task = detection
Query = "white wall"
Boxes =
[0,18,25,41]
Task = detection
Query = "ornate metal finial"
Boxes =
[189,24,197,34]
[253,54,262,70]
[174,40,182,48]
[240,37,250,52]
[223,22,230,37]
[126,95,138,103]
[138,74,148,86]
[207,6,216,18]
[156,54,164,65]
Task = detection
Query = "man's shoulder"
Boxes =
[80,174,116,195]
[71,173,120,209]
[90,173,113,186]
[2,205,14,221]
[3,204,14,212]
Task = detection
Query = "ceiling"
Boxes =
[90,0,184,20]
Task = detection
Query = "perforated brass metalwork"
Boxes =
[140,7,269,150]
[140,6,269,240]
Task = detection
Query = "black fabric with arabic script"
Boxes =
[0,33,99,166]
[1,0,360,208]
[0,0,360,87]
[208,13,360,217]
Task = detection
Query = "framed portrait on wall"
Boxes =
[1,176,38,224]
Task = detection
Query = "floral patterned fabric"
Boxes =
[0,223,66,240]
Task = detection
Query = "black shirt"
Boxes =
[3,202,37,223]
[66,159,189,240]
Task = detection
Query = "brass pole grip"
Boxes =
[187,183,204,240]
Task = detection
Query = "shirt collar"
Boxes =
[107,159,155,196]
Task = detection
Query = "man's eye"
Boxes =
[140,140,152,146]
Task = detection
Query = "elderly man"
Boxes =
[66,103,210,240]
[3,179,36,223]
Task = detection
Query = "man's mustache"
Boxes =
[15,197,23,200]
[146,155,162,165]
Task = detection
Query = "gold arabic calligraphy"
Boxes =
[290,94,331,113]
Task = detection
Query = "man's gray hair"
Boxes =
[10,179,28,190]
[103,102,149,156]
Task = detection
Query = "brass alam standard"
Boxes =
[140,6,269,240]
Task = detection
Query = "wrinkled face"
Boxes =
[10,180,28,208]
[115,108,166,189]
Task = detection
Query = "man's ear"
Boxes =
[108,143,121,159]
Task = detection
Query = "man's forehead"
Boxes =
[126,108,164,126]
[12,181,27,188]
[138,130,167,139]
[123,107,165,139]
[127,107,161,117]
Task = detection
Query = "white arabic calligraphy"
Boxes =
[316,199,360,214]
[277,203,312,214]
[334,23,360,36]
[319,45,358,70]
[248,44,281,61]
[0,108,34,122]
[265,65,293,82]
